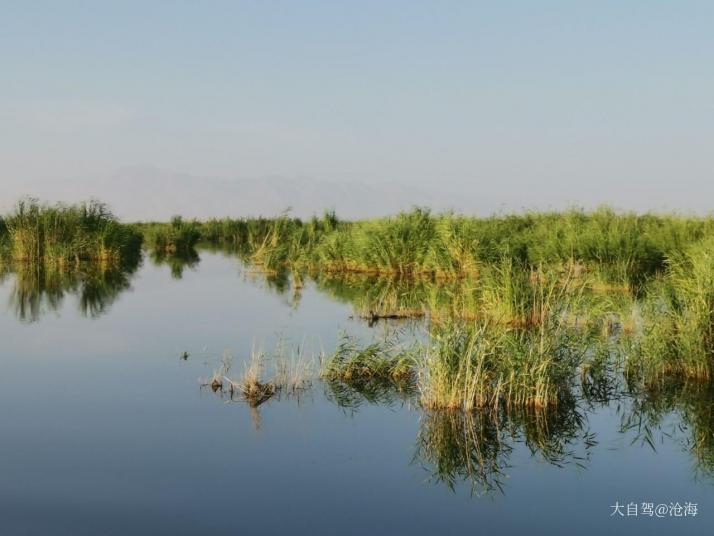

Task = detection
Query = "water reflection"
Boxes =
[323,376,416,410]
[150,249,200,279]
[414,404,593,496]
[622,380,714,477]
[7,261,139,322]
[313,272,478,323]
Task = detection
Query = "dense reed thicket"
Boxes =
[148,206,714,406]
[0,199,141,265]
[5,200,712,279]
[623,236,714,381]
[145,207,714,282]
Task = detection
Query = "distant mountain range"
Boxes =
[2,167,473,221]
[9,166,686,220]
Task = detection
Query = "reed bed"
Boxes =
[321,335,415,387]
[163,206,714,282]
[1,199,141,266]
[623,237,714,382]
[139,216,201,254]
[8,198,714,395]
[321,266,593,410]
[7,200,714,281]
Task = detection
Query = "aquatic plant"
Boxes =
[208,341,317,406]
[204,350,234,392]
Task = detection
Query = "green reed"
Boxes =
[181,206,714,282]
[321,334,416,391]
[140,216,201,254]
[2,199,142,266]
[623,237,714,381]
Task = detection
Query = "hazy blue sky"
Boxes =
[1,1,713,214]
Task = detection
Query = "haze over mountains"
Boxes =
[2,167,475,221]
[2,166,706,221]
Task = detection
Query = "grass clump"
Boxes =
[226,350,277,407]
[321,334,417,408]
[208,341,316,406]
[321,334,415,388]
[204,350,234,392]
[141,216,201,254]
[420,267,589,410]
[3,199,141,266]
[273,340,315,394]
[624,237,714,382]
[418,322,583,410]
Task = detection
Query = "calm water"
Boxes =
[0,251,712,535]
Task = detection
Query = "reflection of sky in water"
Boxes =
[0,251,712,535]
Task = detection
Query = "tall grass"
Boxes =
[2,199,141,266]
[140,216,201,254]
[321,335,415,388]
[7,200,714,279]
[624,237,714,381]
[418,323,584,410]
[318,267,590,410]
[180,206,714,281]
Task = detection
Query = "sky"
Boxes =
[1,1,713,217]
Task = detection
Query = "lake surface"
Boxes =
[0,250,712,535]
